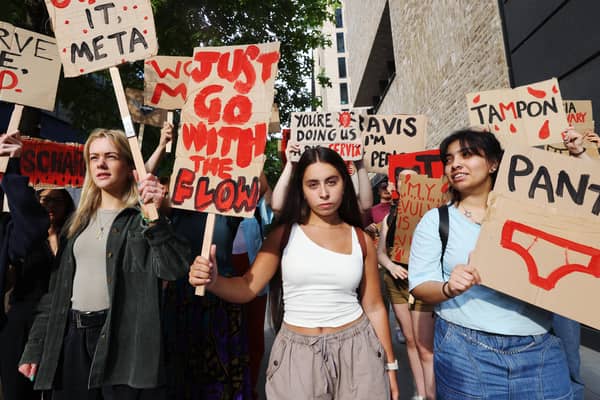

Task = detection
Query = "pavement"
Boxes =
[257,318,600,400]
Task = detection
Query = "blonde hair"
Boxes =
[67,129,138,237]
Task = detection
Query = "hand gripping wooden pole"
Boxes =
[195,213,216,296]
[109,67,159,220]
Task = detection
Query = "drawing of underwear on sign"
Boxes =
[471,145,600,329]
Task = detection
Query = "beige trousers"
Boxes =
[265,314,390,399]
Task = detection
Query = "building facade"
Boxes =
[313,6,352,111]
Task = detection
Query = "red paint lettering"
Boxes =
[150,83,187,105]
[170,168,195,204]
[256,51,280,82]
[193,84,223,123]
[222,95,252,125]
[0,70,18,90]
[190,51,220,83]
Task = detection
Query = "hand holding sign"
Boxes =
[0,131,23,158]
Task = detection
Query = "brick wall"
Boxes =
[345,0,510,147]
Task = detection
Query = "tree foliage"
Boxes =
[5,0,338,177]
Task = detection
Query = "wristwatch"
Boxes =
[385,360,399,371]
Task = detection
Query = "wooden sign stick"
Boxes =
[195,213,215,296]
[138,123,145,146]
[109,67,159,220]
[0,104,24,173]
[166,112,173,153]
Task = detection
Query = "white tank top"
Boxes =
[282,224,364,327]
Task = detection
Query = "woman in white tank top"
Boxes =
[190,147,399,400]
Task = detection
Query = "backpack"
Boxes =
[268,224,368,332]
[438,204,449,280]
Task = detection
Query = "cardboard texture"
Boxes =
[0,137,85,188]
[0,21,62,111]
[125,87,167,127]
[45,0,158,77]
[144,56,192,110]
[361,114,427,174]
[387,150,443,184]
[389,174,448,263]
[467,78,568,147]
[471,145,600,329]
[289,111,362,161]
[170,42,280,217]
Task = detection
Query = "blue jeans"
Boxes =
[434,318,572,400]
[553,314,584,400]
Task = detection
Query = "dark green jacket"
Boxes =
[20,208,190,390]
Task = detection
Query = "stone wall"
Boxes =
[345,0,510,146]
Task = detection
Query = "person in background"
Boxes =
[231,176,273,399]
[378,169,435,400]
[190,147,399,400]
[409,129,572,399]
[19,129,190,399]
[0,131,50,400]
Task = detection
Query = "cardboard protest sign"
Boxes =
[0,137,85,187]
[563,100,594,131]
[387,150,444,184]
[125,87,167,127]
[467,78,567,147]
[144,56,192,110]
[471,146,600,329]
[45,0,158,77]
[389,174,449,263]
[170,42,280,217]
[289,111,362,161]
[361,114,427,173]
[544,100,598,159]
[0,22,62,111]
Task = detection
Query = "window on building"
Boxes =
[335,8,343,28]
[338,57,347,78]
[336,32,345,53]
[340,83,349,105]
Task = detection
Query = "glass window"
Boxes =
[338,57,347,78]
[336,32,345,53]
[340,83,349,105]
[335,8,343,28]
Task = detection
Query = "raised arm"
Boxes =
[189,225,285,303]
[145,121,173,173]
[271,144,299,213]
[354,159,373,212]
[1,132,49,263]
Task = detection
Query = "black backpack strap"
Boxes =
[438,204,449,279]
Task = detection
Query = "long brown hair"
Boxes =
[67,129,138,237]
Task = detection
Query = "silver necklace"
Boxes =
[96,212,107,240]
[462,206,473,218]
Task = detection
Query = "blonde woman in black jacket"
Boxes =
[19,129,190,400]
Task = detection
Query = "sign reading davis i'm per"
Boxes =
[45,0,158,77]
[0,22,61,111]
[361,114,427,174]
[467,78,568,147]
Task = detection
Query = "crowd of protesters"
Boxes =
[0,122,596,400]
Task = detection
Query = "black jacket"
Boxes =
[20,208,190,390]
[0,158,50,328]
